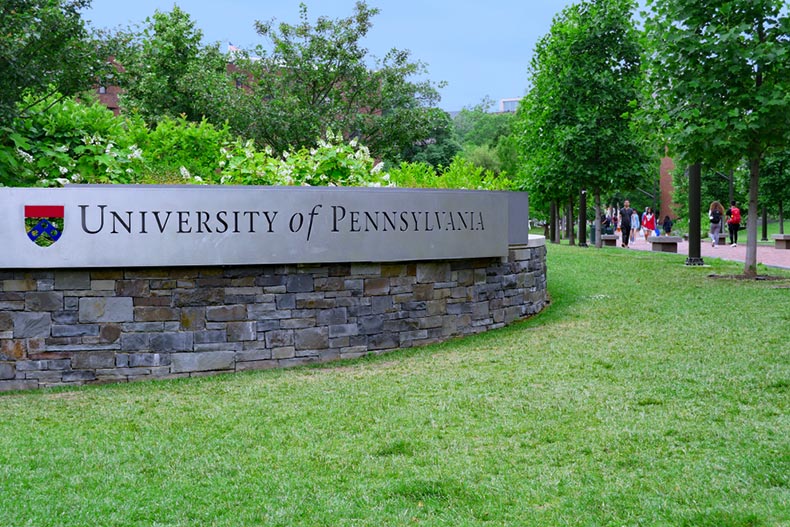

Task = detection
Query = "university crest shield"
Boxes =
[25,205,64,247]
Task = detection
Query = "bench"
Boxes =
[601,234,619,247]
[772,234,790,250]
[712,232,728,246]
[648,235,682,253]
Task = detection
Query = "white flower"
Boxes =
[17,149,34,163]
[220,175,232,184]
[54,145,69,153]
[71,173,83,182]
[193,175,203,183]
[179,166,191,179]
[127,145,143,160]
[58,166,69,175]
[372,163,384,174]
[55,178,70,186]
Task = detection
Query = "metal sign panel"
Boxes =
[0,186,512,268]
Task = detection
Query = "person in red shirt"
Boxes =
[726,200,742,247]
[641,206,656,241]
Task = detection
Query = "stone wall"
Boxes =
[0,241,546,391]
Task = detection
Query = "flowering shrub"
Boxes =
[0,95,514,191]
[0,95,143,186]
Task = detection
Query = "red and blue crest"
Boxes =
[25,205,64,247]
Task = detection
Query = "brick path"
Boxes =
[607,231,790,270]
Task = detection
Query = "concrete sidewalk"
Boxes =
[602,231,790,270]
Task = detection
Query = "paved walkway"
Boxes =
[601,232,790,270]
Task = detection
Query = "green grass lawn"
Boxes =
[1,246,788,526]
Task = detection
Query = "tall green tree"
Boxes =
[515,0,647,246]
[643,0,790,276]
[231,2,443,159]
[112,6,230,124]
[0,0,107,122]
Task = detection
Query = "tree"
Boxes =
[515,0,648,247]
[229,2,443,159]
[643,0,790,276]
[398,108,461,168]
[112,6,230,124]
[0,0,108,122]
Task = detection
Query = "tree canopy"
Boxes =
[643,0,790,275]
[221,2,443,159]
[515,0,647,229]
[0,0,108,122]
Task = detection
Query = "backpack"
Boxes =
[729,206,741,224]
[710,209,722,224]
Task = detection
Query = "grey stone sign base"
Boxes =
[0,238,547,392]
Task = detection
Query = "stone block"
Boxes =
[91,280,116,291]
[417,263,451,284]
[25,292,64,311]
[79,297,134,323]
[4,279,37,292]
[171,351,235,373]
[272,346,295,359]
[116,280,150,297]
[193,330,227,345]
[0,363,15,380]
[265,330,294,348]
[51,324,100,337]
[280,318,315,329]
[0,312,12,331]
[235,349,272,362]
[286,274,314,293]
[329,324,358,338]
[294,327,329,350]
[127,353,170,368]
[316,307,348,326]
[350,263,380,276]
[0,380,39,392]
[358,315,384,335]
[120,333,150,351]
[150,332,193,352]
[368,332,399,351]
[364,277,390,296]
[16,359,70,371]
[71,352,116,369]
[412,284,434,301]
[371,296,393,314]
[61,370,97,383]
[172,288,224,307]
[52,311,79,324]
[227,321,256,342]
[180,307,206,330]
[206,305,247,322]
[134,307,179,322]
[55,271,91,290]
[12,312,51,338]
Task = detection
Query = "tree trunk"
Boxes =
[780,201,784,235]
[686,162,704,266]
[761,204,768,241]
[579,189,588,247]
[567,194,575,246]
[744,157,760,277]
[728,169,735,206]
[550,201,558,244]
[594,189,602,249]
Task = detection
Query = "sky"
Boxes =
[83,0,579,112]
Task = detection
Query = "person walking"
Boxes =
[641,207,656,241]
[619,200,636,248]
[662,215,673,235]
[726,200,742,247]
[709,200,725,247]
[630,208,640,244]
